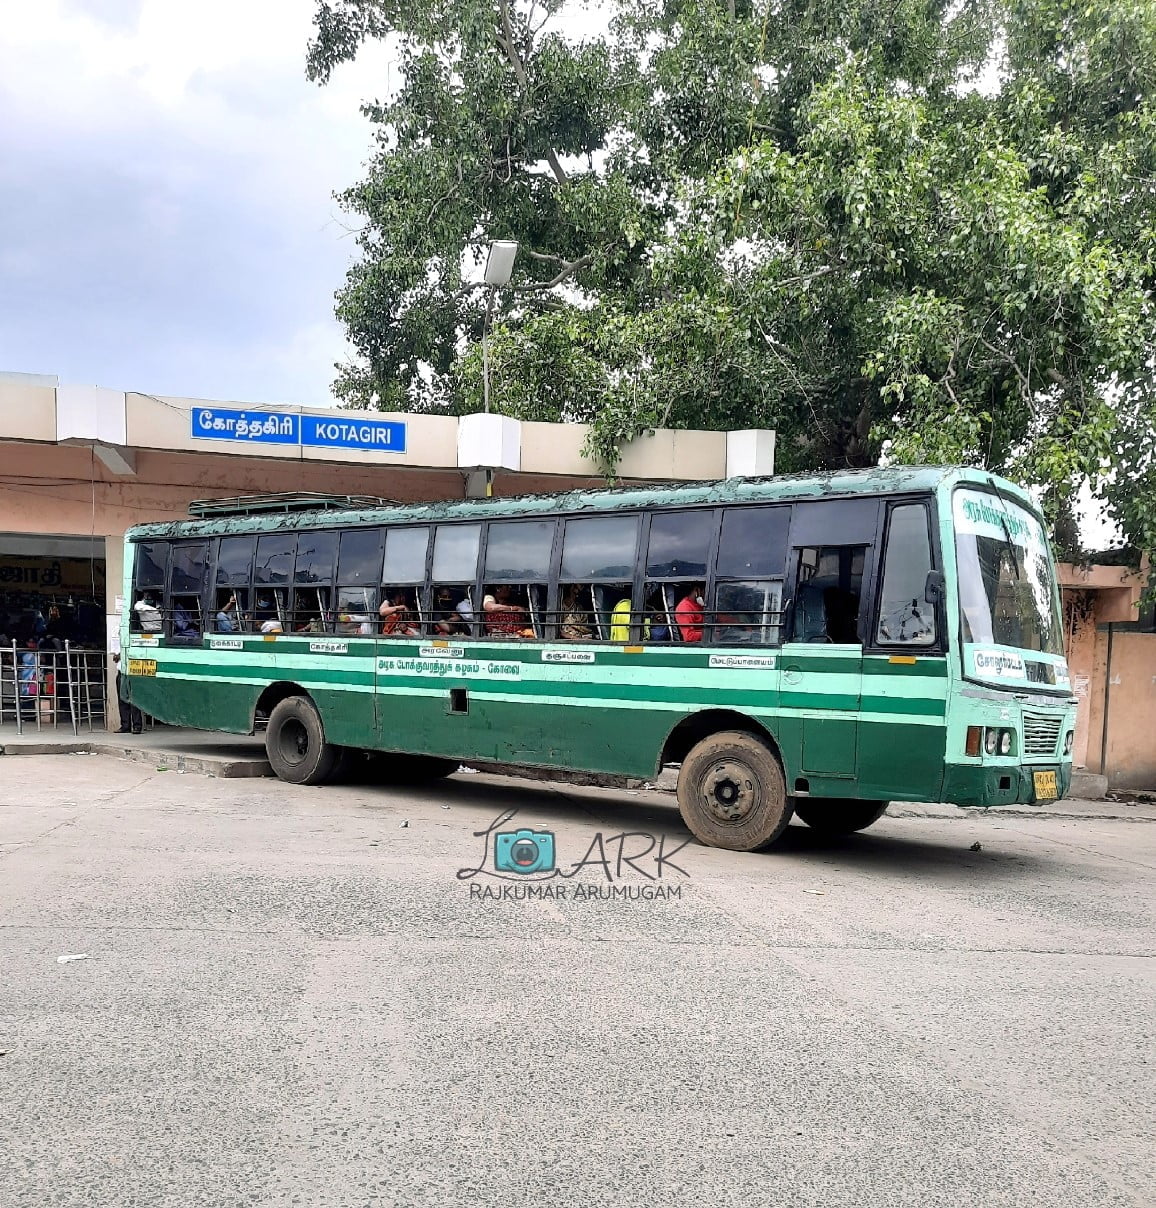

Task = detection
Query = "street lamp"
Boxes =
[481,240,518,414]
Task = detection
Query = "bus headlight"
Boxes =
[984,728,999,755]
[998,729,1013,756]
[1063,730,1075,756]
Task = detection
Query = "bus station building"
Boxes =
[0,370,774,729]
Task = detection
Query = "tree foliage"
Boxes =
[308,0,1156,562]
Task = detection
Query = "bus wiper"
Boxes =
[985,476,1022,582]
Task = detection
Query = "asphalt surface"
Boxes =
[1,755,1154,1207]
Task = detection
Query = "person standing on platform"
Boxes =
[108,626,143,735]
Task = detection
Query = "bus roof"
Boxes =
[125,465,1033,540]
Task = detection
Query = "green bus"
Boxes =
[121,467,1077,851]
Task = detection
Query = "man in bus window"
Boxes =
[482,584,527,636]
[134,594,162,633]
[216,595,239,632]
[675,584,705,642]
[173,603,200,642]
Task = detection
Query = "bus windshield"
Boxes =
[954,487,1065,672]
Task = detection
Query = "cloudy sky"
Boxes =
[0,0,394,407]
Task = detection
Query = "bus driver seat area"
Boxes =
[795,583,830,642]
[794,583,860,643]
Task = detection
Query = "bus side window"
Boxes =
[714,580,783,645]
[292,531,338,632]
[559,515,639,642]
[254,532,295,633]
[712,506,790,645]
[644,509,714,644]
[168,541,209,642]
[876,504,936,646]
[483,519,554,640]
[213,535,256,633]
[337,528,384,636]
[130,541,167,633]
[431,524,481,638]
[381,526,430,635]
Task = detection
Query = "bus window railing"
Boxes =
[125,605,788,645]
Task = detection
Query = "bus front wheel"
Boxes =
[794,799,889,834]
[676,731,793,851]
[266,696,341,785]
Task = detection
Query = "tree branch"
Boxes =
[509,248,591,288]
[497,0,568,187]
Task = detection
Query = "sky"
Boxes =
[0,0,396,407]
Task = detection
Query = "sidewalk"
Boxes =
[0,723,270,778]
[2,722,1155,820]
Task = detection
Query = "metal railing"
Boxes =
[0,642,108,735]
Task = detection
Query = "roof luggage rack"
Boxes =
[187,492,399,518]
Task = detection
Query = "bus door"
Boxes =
[781,499,878,784]
[783,544,867,778]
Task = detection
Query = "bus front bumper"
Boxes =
[942,763,1072,809]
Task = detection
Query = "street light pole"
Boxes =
[482,287,497,415]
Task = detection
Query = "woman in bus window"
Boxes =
[559,585,592,640]
[380,590,421,637]
[482,584,528,636]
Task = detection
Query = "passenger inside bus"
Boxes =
[646,590,673,642]
[214,592,243,633]
[609,594,632,642]
[292,588,329,633]
[558,585,592,640]
[380,590,421,637]
[427,586,475,635]
[482,584,530,637]
[254,594,283,634]
[674,584,705,642]
[171,601,201,643]
[430,586,470,635]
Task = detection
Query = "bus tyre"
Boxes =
[677,731,793,852]
[266,696,341,786]
[794,799,889,834]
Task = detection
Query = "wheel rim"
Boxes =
[700,758,759,823]
[277,717,310,767]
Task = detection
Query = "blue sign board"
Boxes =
[191,407,407,454]
[300,414,407,453]
[192,407,299,445]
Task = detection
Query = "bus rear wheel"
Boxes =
[794,799,889,834]
[266,696,341,785]
[676,731,793,851]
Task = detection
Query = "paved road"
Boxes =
[1,755,1154,1207]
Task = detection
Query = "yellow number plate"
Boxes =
[127,658,157,677]
[1033,770,1058,801]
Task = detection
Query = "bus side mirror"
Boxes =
[924,570,945,604]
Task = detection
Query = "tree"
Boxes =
[308,0,1156,565]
